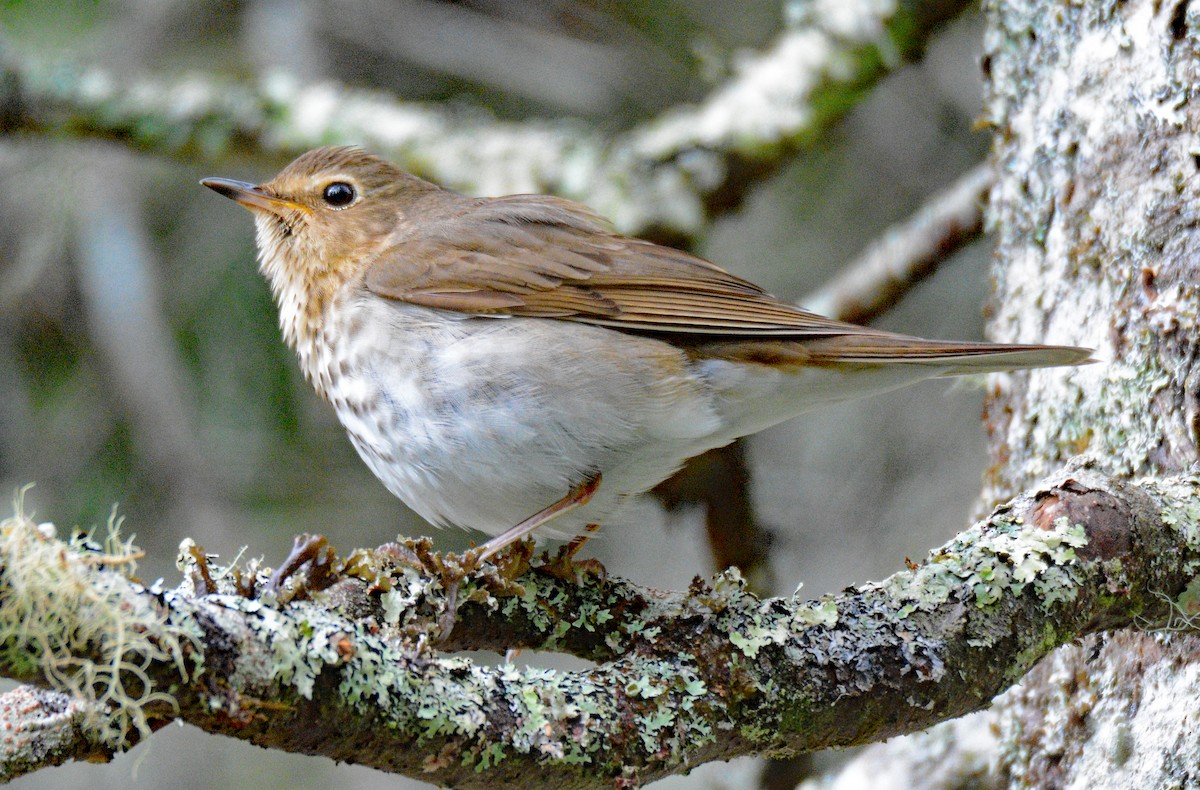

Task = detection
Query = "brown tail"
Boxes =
[798,334,1095,375]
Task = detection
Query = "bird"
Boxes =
[202,146,1091,563]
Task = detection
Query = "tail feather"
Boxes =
[795,334,1095,374]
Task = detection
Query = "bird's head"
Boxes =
[203,146,439,291]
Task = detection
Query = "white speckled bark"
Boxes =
[982,0,1200,786]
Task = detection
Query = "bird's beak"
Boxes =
[200,178,308,215]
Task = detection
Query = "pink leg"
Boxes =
[562,523,602,559]
[474,473,602,563]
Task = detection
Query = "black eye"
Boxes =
[322,182,356,208]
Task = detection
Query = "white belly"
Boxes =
[304,297,724,537]
[302,295,944,539]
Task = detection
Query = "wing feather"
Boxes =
[366,195,879,338]
[364,192,1093,369]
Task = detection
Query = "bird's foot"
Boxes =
[394,539,533,642]
[265,534,338,601]
[537,524,607,584]
[538,553,608,584]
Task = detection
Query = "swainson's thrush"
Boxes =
[203,146,1091,560]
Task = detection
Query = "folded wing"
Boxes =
[365,193,1092,369]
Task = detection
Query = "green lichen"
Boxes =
[636,708,676,751]
[378,568,431,625]
[793,597,839,627]
[609,658,719,764]
[1154,477,1200,549]
[726,600,790,659]
[1008,622,1063,681]
[626,674,667,699]
[1175,576,1200,615]
[739,720,776,744]
[476,741,506,771]
[488,569,650,659]
[711,569,802,659]
[883,511,1089,620]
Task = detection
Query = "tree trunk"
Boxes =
[983,0,1200,784]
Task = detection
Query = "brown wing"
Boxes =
[364,194,884,338]
[364,193,1093,370]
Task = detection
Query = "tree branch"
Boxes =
[801,162,993,323]
[0,0,972,238]
[3,463,1199,786]
[0,686,111,782]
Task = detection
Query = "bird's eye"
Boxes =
[322,182,356,208]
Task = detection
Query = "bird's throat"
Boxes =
[255,217,355,361]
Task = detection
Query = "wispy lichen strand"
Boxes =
[0,494,199,745]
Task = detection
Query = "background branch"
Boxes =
[0,0,973,239]
[801,162,992,324]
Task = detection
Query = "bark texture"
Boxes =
[982,0,1200,785]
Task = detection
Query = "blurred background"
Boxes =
[0,1,991,787]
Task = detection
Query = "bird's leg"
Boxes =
[431,475,602,642]
[562,522,601,559]
[473,473,602,563]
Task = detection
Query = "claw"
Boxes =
[539,529,608,584]
[266,534,337,599]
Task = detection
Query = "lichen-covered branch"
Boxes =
[0,0,971,238]
[2,464,1199,786]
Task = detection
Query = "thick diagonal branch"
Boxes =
[2,465,1197,787]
